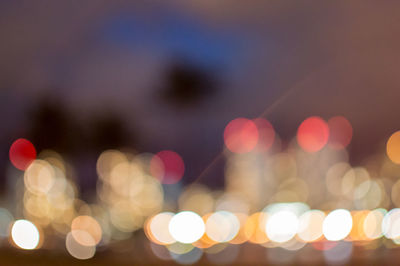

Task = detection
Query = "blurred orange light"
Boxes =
[223,118,258,154]
[230,213,249,244]
[9,138,36,170]
[349,211,369,242]
[328,116,353,150]
[387,131,400,164]
[150,151,185,184]
[297,116,329,153]
[244,212,269,244]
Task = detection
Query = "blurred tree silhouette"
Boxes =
[27,97,132,156]
[161,60,217,107]
[88,113,131,153]
[27,97,81,155]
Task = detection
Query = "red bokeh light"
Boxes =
[150,150,185,184]
[328,116,353,150]
[223,118,259,154]
[253,118,275,152]
[297,116,329,153]
[9,138,37,170]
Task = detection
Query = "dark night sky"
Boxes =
[1,0,400,186]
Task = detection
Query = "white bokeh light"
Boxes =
[297,210,325,242]
[205,211,240,242]
[168,211,205,244]
[382,208,400,239]
[322,209,353,241]
[266,210,299,243]
[150,212,175,244]
[11,219,40,250]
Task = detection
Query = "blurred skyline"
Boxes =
[2,0,400,185]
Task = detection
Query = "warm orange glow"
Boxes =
[192,214,218,248]
[387,131,400,164]
[224,118,259,154]
[297,210,325,242]
[147,212,175,245]
[244,212,269,244]
[297,116,329,152]
[230,213,249,244]
[71,216,102,246]
[349,211,369,241]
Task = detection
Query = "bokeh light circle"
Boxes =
[9,139,36,170]
[169,211,205,244]
[387,131,400,164]
[149,212,175,245]
[223,118,259,153]
[382,208,400,239]
[11,220,40,250]
[253,118,275,152]
[265,211,299,243]
[363,209,386,240]
[205,211,240,243]
[150,150,184,184]
[297,117,329,153]
[328,116,353,149]
[322,209,352,241]
[71,216,102,246]
[66,231,96,260]
[297,210,325,242]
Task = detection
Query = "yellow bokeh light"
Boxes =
[71,215,102,246]
[349,211,369,241]
[66,231,96,260]
[363,209,386,240]
[96,150,128,181]
[148,212,175,245]
[297,210,325,242]
[244,212,269,244]
[24,160,55,195]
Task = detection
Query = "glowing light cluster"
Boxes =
[296,116,353,152]
[145,206,400,252]
[223,117,275,154]
[22,152,77,233]
[5,117,400,263]
[96,150,164,234]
